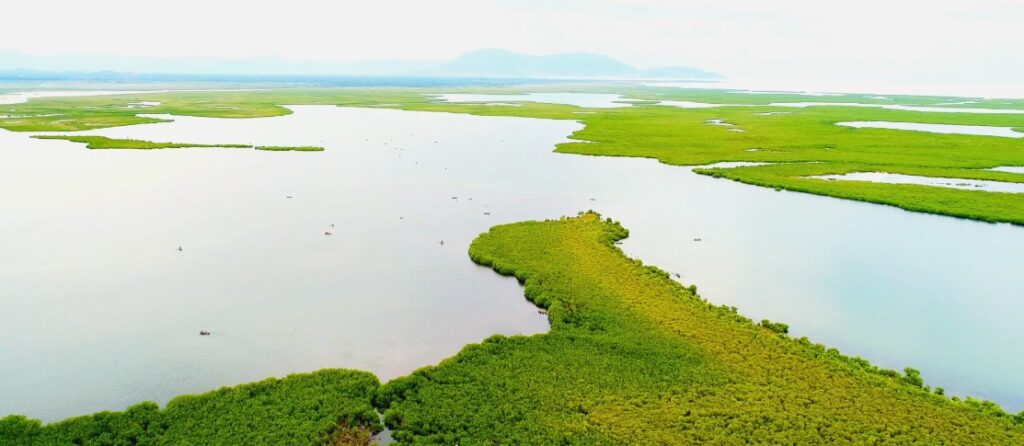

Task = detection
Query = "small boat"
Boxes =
[199,330,211,336]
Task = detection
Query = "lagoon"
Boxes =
[2,104,1024,422]
[814,172,1024,193]
[773,102,1024,114]
[432,92,636,108]
[837,121,1024,138]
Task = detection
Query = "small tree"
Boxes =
[760,319,789,335]
[903,367,924,388]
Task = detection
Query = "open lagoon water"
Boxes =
[437,92,1024,114]
[837,121,1024,138]
[2,103,1024,420]
[815,172,1024,193]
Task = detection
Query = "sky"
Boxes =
[4,0,1023,92]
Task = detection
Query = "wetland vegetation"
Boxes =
[31,136,324,152]
[375,213,1024,444]
[3,86,1024,224]
[255,145,326,152]
[4,213,1022,445]
[32,135,252,150]
[0,369,381,445]
[4,86,1024,444]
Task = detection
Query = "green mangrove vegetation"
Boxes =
[31,136,325,152]
[3,86,1024,223]
[255,145,326,152]
[5,87,1024,442]
[375,212,1024,444]
[3,213,1024,444]
[0,369,381,446]
[551,103,1024,225]
[33,135,251,150]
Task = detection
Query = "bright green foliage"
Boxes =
[410,94,1024,224]
[32,136,324,152]
[5,86,1024,224]
[759,319,789,334]
[255,145,325,152]
[33,135,251,150]
[546,104,1024,224]
[375,213,1024,445]
[0,369,381,446]
[903,367,925,388]
[0,89,435,132]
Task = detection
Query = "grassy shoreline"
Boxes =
[3,213,1023,444]
[373,212,1024,444]
[33,135,325,153]
[4,86,1022,224]
[0,369,381,445]
[256,145,325,152]
[33,135,252,150]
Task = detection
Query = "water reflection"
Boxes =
[837,121,1024,138]
[814,172,1024,193]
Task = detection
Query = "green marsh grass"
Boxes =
[33,135,251,150]
[0,369,381,446]
[376,213,1024,444]
[256,145,325,152]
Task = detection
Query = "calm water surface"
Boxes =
[816,172,1024,193]
[774,102,1024,114]
[2,105,1024,420]
[838,121,1024,138]
[433,92,637,108]
[438,92,1024,114]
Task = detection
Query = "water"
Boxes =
[432,93,637,108]
[0,90,246,105]
[434,92,1024,114]
[2,105,1024,421]
[0,90,165,105]
[992,166,1024,174]
[837,121,1024,138]
[815,172,1024,193]
[656,100,726,109]
[435,93,727,109]
[773,102,1024,114]
[643,79,1024,99]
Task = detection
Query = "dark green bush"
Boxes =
[0,369,379,446]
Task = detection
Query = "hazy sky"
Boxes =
[5,0,1022,85]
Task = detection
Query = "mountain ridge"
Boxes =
[423,48,721,80]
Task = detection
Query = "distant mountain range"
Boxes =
[0,49,722,81]
[422,49,721,80]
